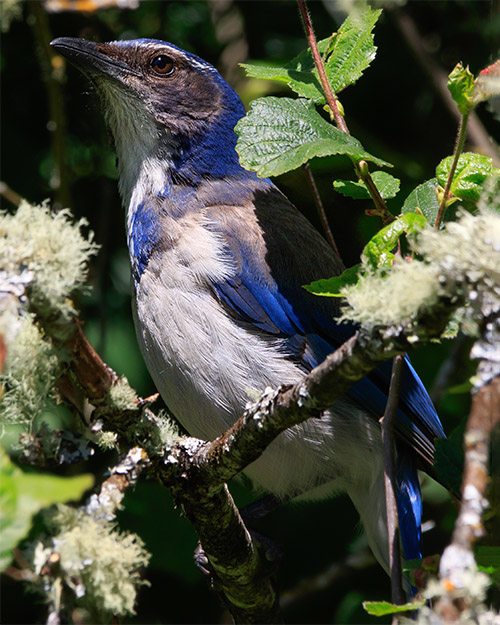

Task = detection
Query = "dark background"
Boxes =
[1,0,498,623]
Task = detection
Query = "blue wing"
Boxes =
[205,186,445,559]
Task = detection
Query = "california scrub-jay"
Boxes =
[51,37,445,573]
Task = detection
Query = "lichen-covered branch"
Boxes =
[85,446,150,521]
[5,196,500,623]
[435,342,500,621]
[164,450,281,624]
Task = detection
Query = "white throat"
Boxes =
[98,79,176,220]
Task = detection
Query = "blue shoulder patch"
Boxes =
[128,201,161,282]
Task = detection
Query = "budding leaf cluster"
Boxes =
[448,60,500,115]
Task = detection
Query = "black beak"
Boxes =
[50,37,138,78]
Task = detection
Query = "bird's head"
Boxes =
[51,37,247,193]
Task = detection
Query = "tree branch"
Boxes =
[0,181,22,207]
[437,374,500,621]
[36,205,500,623]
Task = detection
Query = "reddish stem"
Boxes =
[297,0,394,225]
[297,0,348,134]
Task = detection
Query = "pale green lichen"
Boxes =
[341,202,500,342]
[401,568,496,624]
[106,377,138,412]
[415,212,500,307]
[0,313,60,429]
[0,200,99,342]
[155,410,184,449]
[415,204,500,389]
[340,259,441,328]
[30,504,150,620]
[0,201,98,431]
[131,408,184,456]
[92,430,118,451]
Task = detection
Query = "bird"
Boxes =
[51,36,445,574]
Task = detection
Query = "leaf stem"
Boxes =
[356,161,394,226]
[297,0,394,225]
[434,112,469,229]
[303,162,341,258]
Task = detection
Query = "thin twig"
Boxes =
[381,354,405,608]
[3,550,38,583]
[434,113,469,229]
[357,160,394,226]
[303,162,341,258]
[452,377,500,549]
[297,0,394,225]
[0,181,22,207]
[67,319,119,401]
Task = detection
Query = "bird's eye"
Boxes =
[150,55,175,76]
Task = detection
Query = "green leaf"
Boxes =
[0,446,93,571]
[235,97,390,177]
[333,171,400,199]
[361,213,428,270]
[436,152,494,202]
[324,7,382,96]
[333,179,371,199]
[363,600,425,616]
[434,419,466,497]
[240,8,381,104]
[240,51,326,103]
[402,178,440,223]
[304,264,361,297]
[448,63,475,115]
